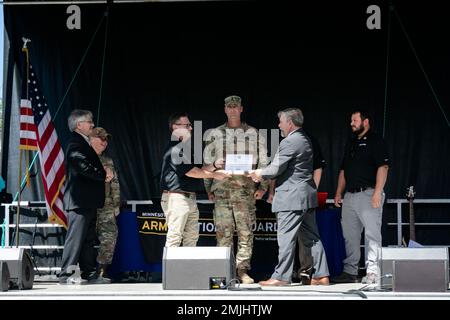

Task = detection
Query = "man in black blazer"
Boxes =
[249,108,329,286]
[58,109,112,284]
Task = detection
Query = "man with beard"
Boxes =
[331,110,389,285]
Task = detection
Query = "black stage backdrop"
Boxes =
[4,1,450,246]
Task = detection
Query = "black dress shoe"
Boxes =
[87,275,111,284]
[330,272,359,283]
[301,276,311,285]
[299,268,313,285]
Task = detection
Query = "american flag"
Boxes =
[20,63,67,227]
[19,98,38,151]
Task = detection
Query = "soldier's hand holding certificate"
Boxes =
[248,169,263,183]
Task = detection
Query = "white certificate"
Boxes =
[225,154,253,173]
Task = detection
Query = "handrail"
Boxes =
[2,199,450,249]
[328,198,450,247]
[386,199,450,246]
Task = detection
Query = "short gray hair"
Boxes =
[277,108,304,127]
[68,109,93,132]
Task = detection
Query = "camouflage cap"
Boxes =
[224,95,242,107]
[90,127,112,140]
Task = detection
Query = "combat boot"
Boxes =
[98,264,111,281]
[237,269,254,284]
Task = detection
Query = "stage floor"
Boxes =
[1,282,449,300]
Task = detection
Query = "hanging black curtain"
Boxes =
[4,1,450,246]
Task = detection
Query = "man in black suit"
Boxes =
[58,109,112,284]
[249,108,329,286]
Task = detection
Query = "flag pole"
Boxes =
[15,38,32,247]
[17,153,22,247]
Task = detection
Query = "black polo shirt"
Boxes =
[307,133,327,170]
[340,130,389,190]
[160,139,202,193]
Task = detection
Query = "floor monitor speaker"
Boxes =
[378,247,449,292]
[0,248,34,290]
[163,247,235,290]
[0,261,10,291]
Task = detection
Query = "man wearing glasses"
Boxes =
[59,109,112,284]
[203,96,269,284]
[160,112,229,248]
[332,110,389,285]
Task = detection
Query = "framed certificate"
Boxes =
[225,154,253,173]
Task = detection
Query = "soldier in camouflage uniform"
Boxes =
[204,95,269,284]
[90,127,120,280]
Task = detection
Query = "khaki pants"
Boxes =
[161,192,199,247]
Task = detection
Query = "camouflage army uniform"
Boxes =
[204,122,269,273]
[96,154,120,265]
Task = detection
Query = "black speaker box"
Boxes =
[0,248,34,290]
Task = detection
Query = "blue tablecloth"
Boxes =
[316,208,346,277]
[109,212,161,278]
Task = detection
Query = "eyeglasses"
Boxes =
[79,120,94,124]
[174,123,192,128]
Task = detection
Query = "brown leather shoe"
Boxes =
[259,278,290,286]
[310,276,330,286]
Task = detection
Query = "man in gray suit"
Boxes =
[249,108,329,286]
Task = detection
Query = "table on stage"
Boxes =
[108,211,160,279]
